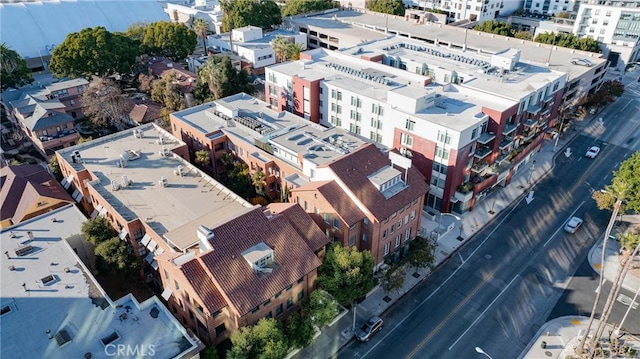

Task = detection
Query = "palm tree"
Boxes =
[195,149,211,168]
[0,42,19,74]
[251,169,266,196]
[272,36,291,63]
[192,18,210,54]
[289,42,303,61]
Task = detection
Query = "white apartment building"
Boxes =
[208,26,307,69]
[573,1,640,69]
[523,0,576,16]
[265,42,568,212]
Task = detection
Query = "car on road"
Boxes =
[564,217,583,233]
[356,316,384,342]
[585,146,601,158]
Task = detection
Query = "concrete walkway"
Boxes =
[292,70,640,359]
[519,316,640,359]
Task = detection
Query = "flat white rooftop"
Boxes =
[0,205,198,359]
[57,123,253,249]
[338,36,567,100]
[290,10,606,81]
[172,93,371,167]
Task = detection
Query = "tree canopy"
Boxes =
[81,217,117,246]
[305,290,338,328]
[49,27,139,78]
[151,72,186,111]
[194,56,253,102]
[380,266,406,296]
[406,236,436,273]
[367,0,405,16]
[94,238,138,272]
[534,32,601,52]
[272,36,302,63]
[142,21,197,61]
[81,77,130,130]
[473,21,515,37]
[193,17,211,51]
[317,243,375,306]
[282,0,340,17]
[611,151,640,213]
[1,43,33,90]
[227,318,289,359]
[223,0,282,31]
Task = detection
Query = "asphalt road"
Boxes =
[338,79,640,359]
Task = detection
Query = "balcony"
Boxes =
[524,118,537,128]
[527,104,541,115]
[476,132,496,145]
[499,136,514,150]
[39,129,77,143]
[471,160,489,173]
[474,145,492,159]
[523,130,537,141]
[502,124,518,136]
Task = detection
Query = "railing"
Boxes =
[474,145,491,159]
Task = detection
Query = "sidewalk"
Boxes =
[292,74,635,359]
[589,239,640,293]
[519,316,640,359]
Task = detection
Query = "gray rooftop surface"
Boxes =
[291,10,606,81]
[172,93,371,167]
[0,205,197,359]
[57,123,253,245]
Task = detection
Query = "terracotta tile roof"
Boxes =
[129,104,148,124]
[198,207,322,316]
[293,180,366,226]
[148,58,197,94]
[180,259,228,313]
[0,165,73,224]
[264,202,330,253]
[325,144,429,220]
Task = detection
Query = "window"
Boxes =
[362,233,368,242]
[405,119,415,131]
[382,229,387,239]
[324,213,330,223]
[275,291,282,298]
[252,306,260,313]
[435,146,449,160]
[298,291,304,301]
[391,224,395,233]
[286,284,293,291]
[437,131,452,144]
[411,210,416,220]
[384,243,390,256]
[401,133,413,147]
[215,323,226,336]
[333,218,340,229]
[404,215,409,224]
[286,297,294,308]
[297,277,304,284]
[395,235,401,248]
[349,235,356,247]
[364,218,369,225]
[263,299,271,306]
[276,304,283,316]
[175,280,180,290]
[397,220,402,229]
[405,228,411,241]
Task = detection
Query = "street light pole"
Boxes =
[475,346,493,359]
[528,160,537,184]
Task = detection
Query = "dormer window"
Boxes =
[242,242,276,275]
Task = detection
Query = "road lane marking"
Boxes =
[358,196,527,359]
[447,275,520,351]
[543,201,586,247]
[405,266,502,359]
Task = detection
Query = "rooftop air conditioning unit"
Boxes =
[158,176,168,187]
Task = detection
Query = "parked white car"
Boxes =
[564,217,583,233]
[585,146,601,159]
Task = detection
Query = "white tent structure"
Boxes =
[0,0,169,67]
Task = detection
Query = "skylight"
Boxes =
[54,329,72,347]
[101,331,120,346]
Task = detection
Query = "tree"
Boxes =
[224,162,256,199]
[285,312,315,349]
[81,217,117,246]
[305,290,338,328]
[125,22,148,43]
[406,236,436,274]
[556,11,571,18]
[50,27,139,78]
[194,56,253,102]
[1,43,33,90]
[367,0,405,16]
[579,152,639,355]
[195,149,211,168]
[317,243,375,306]
[272,36,303,63]
[94,238,138,273]
[600,80,625,98]
[380,266,406,296]
[227,318,289,359]
[473,20,515,37]
[151,72,186,111]
[282,0,340,17]
[142,21,197,61]
[81,77,130,130]
[199,346,218,359]
[78,136,93,144]
[514,31,533,40]
[224,0,282,31]
[48,155,63,181]
[137,71,155,93]
[534,32,601,53]
[251,168,266,195]
[193,18,211,52]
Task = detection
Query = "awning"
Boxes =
[146,240,158,252]
[118,228,129,240]
[144,252,154,264]
[61,174,74,189]
[151,260,159,271]
[140,234,152,246]
[72,189,83,202]
[161,287,172,300]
